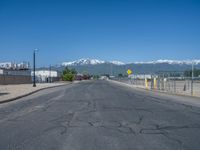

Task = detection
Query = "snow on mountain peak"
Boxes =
[110,61,125,65]
[62,58,200,66]
[131,59,200,65]
[62,58,125,66]
[62,58,105,66]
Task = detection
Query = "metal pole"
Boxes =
[174,77,176,93]
[162,73,164,91]
[49,64,51,83]
[191,62,194,95]
[110,63,113,77]
[33,50,36,87]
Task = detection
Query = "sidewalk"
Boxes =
[0,82,71,103]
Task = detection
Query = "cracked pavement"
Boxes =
[0,80,200,150]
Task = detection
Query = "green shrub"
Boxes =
[63,73,74,81]
[62,67,77,81]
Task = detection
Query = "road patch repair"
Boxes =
[0,82,71,104]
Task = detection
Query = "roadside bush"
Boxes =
[62,67,77,81]
[63,73,74,81]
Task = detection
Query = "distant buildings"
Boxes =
[75,73,83,80]
[31,70,60,83]
[129,74,156,79]
[0,62,31,84]
[100,76,109,80]
[0,62,29,70]
[0,62,60,84]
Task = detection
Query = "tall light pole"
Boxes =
[49,64,52,83]
[191,61,194,95]
[33,49,38,87]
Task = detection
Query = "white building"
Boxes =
[129,74,155,79]
[31,70,58,82]
[0,69,3,75]
[100,76,109,80]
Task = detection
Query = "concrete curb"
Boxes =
[0,83,72,104]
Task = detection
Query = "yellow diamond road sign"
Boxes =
[127,69,132,75]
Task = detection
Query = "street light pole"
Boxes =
[49,64,52,83]
[191,62,194,95]
[33,49,38,87]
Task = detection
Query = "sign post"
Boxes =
[127,69,132,75]
[127,69,132,84]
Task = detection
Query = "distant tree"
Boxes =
[118,73,123,78]
[123,74,128,77]
[105,74,110,78]
[93,75,99,80]
[184,70,191,77]
[62,67,77,81]
[82,71,89,76]
[63,73,74,81]
[184,68,200,77]
[63,67,71,75]
[71,68,77,75]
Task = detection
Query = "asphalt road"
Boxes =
[0,80,200,150]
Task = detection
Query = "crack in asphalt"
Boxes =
[140,123,200,150]
[69,119,137,135]
[101,106,153,114]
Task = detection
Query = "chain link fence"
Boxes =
[113,75,200,97]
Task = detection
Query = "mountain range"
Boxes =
[62,58,125,66]
[60,58,200,76]
[62,58,200,66]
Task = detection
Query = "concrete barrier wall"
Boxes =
[0,75,32,85]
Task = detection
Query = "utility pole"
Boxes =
[33,49,38,87]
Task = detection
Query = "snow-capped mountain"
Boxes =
[62,58,200,66]
[131,59,200,65]
[62,58,124,66]
[62,58,105,66]
[110,61,125,65]
[60,58,200,75]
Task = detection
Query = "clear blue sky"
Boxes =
[0,0,200,66]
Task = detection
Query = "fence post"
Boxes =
[162,74,164,91]
[154,77,157,89]
[145,78,148,89]
[174,78,176,93]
